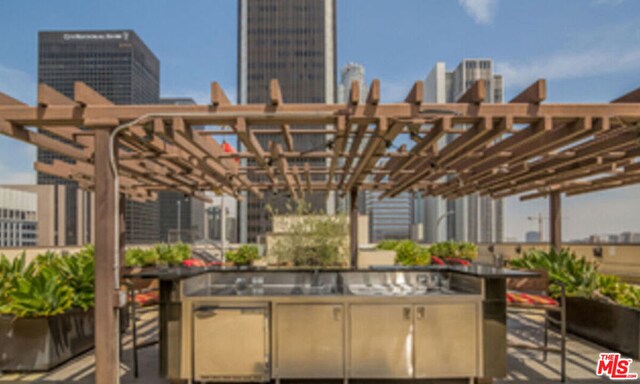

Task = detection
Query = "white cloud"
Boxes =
[0,64,36,104]
[458,0,498,25]
[496,21,640,88]
[497,48,640,88]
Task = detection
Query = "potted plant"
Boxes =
[509,248,640,358]
[429,241,477,266]
[226,245,260,267]
[393,240,431,266]
[0,248,96,371]
[268,214,349,268]
[124,242,191,291]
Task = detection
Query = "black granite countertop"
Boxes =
[123,263,539,280]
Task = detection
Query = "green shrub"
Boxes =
[56,248,95,310]
[226,245,260,266]
[394,240,431,266]
[376,239,400,251]
[124,243,190,268]
[0,267,74,318]
[0,248,91,318]
[269,214,349,267]
[125,247,159,267]
[508,248,598,298]
[428,241,478,260]
[0,252,34,305]
[508,248,640,309]
[0,242,190,318]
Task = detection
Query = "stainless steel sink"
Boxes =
[205,284,338,296]
[346,283,455,296]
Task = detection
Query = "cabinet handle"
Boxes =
[403,307,411,320]
[416,307,425,320]
[333,307,342,321]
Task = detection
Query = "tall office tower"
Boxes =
[423,59,504,243]
[157,98,206,243]
[38,30,161,244]
[238,0,337,242]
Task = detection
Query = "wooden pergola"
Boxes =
[1,79,639,383]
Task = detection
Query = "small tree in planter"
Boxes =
[267,201,349,267]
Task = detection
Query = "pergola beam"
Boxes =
[0,78,637,201]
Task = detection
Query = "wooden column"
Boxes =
[549,191,562,251]
[349,189,359,268]
[94,127,120,384]
[118,193,126,276]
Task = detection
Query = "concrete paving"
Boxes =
[0,310,619,383]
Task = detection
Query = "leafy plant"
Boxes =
[55,247,95,310]
[376,239,400,251]
[269,214,349,267]
[125,247,159,267]
[0,242,190,318]
[0,252,35,305]
[595,274,640,308]
[226,245,260,266]
[506,248,640,309]
[508,248,599,298]
[428,241,478,260]
[124,243,191,268]
[0,264,74,318]
[394,240,431,266]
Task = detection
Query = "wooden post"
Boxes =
[119,193,126,276]
[350,189,359,268]
[549,191,562,251]
[94,127,120,384]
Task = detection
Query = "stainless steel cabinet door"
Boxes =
[193,306,269,381]
[276,304,344,378]
[349,304,413,378]
[414,303,479,378]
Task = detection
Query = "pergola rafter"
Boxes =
[0,80,638,203]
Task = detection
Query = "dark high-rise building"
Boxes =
[38,30,161,244]
[238,0,337,242]
[157,98,206,242]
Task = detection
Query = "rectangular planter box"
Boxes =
[0,308,95,372]
[561,296,640,358]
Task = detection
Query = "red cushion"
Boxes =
[133,291,159,306]
[507,290,558,306]
[446,257,471,266]
[431,256,446,265]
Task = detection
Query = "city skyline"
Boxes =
[0,0,639,241]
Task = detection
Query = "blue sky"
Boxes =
[0,0,639,241]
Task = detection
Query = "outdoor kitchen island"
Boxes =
[156,266,534,383]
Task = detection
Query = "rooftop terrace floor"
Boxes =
[0,309,614,383]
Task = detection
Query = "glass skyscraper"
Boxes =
[38,30,161,244]
[238,0,337,242]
